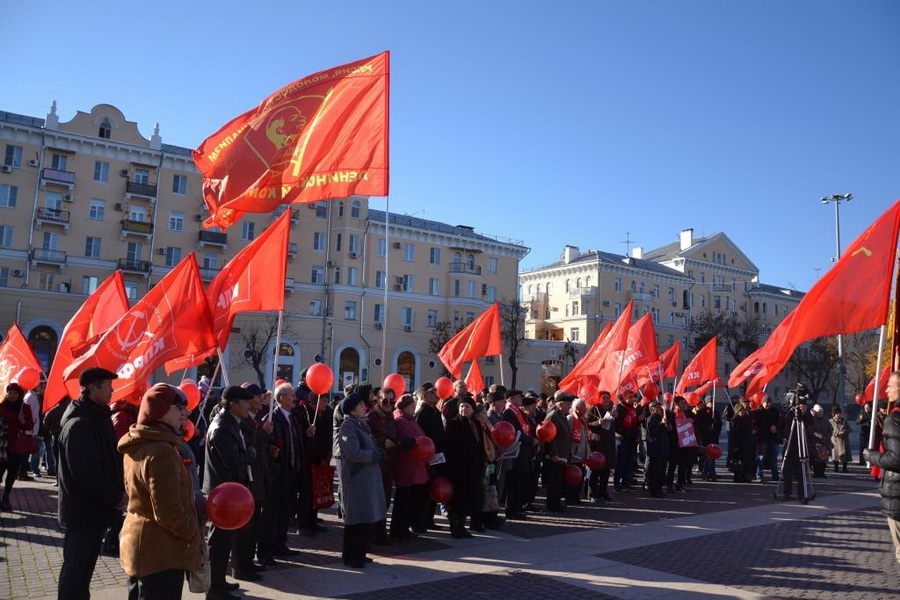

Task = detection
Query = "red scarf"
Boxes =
[506,402,531,436]
[572,416,585,443]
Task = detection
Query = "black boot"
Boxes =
[0,492,11,511]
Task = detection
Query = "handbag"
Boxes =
[482,484,500,512]
[11,432,38,456]
[311,464,336,510]
[187,538,211,593]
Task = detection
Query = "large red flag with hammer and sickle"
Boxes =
[64,255,215,403]
[195,52,389,230]
[0,323,43,387]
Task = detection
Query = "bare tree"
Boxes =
[843,331,880,396]
[237,315,293,388]
[500,300,528,388]
[428,320,460,377]
[687,309,728,352]
[788,338,840,404]
[720,312,766,363]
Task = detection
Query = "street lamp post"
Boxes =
[820,193,852,411]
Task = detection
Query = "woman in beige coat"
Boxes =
[118,383,203,599]
[830,405,851,473]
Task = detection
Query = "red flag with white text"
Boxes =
[676,337,718,394]
[465,361,485,394]
[559,302,633,393]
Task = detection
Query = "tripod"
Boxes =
[774,407,815,504]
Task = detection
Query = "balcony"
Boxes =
[125,180,157,199]
[35,207,71,229]
[568,285,596,299]
[199,267,220,281]
[287,242,298,259]
[118,258,152,275]
[273,206,300,224]
[449,262,482,276]
[629,291,654,302]
[198,230,227,248]
[121,219,154,238]
[41,167,75,188]
[31,248,67,268]
[285,277,295,292]
[711,283,733,292]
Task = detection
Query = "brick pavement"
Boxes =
[1,464,891,599]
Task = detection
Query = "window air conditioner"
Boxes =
[120,169,130,177]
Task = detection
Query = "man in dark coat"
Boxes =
[367,387,398,544]
[587,392,615,500]
[204,385,256,600]
[543,392,573,511]
[57,368,126,600]
[415,382,444,529]
[613,392,640,492]
[502,389,535,519]
[865,371,900,564]
[754,394,782,482]
[441,379,469,424]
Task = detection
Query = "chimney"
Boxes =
[631,246,643,260]
[679,228,694,251]
[562,245,580,264]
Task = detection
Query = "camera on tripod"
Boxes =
[782,383,811,411]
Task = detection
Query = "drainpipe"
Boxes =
[24,129,46,288]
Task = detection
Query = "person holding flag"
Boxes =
[864,371,900,565]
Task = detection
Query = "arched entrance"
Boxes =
[276,342,296,385]
[339,347,360,390]
[28,326,58,373]
[397,350,416,392]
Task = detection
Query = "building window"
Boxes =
[42,232,59,250]
[82,276,100,294]
[169,211,185,232]
[572,301,579,315]
[310,300,322,316]
[50,153,68,171]
[375,270,385,289]
[165,246,182,267]
[124,281,139,301]
[402,274,414,292]
[427,309,438,328]
[335,233,343,252]
[130,205,146,222]
[344,301,357,320]
[348,267,358,286]
[700,272,706,284]
[401,307,413,327]
[614,278,622,293]
[377,239,386,257]
[429,278,439,295]
[453,311,460,328]
[85,236,102,258]
[486,286,497,302]
[88,200,105,221]
[313,232,325,251]
[0,184,18,207]
[430,247,441,265]
[652,308,659,322]
[404,243,415,262]
[134,168,150,184]
[0,267,7,288]
[351,200,361,219]
[333,267,341,285]
[93,161,109,183]
[0,225,12,247]
[202,253,217,271]
[668,287,675,301]
[349,234,360,254]
[242,221,255,241]
[466,312,475,323]
[374,303,384,324]
[713,295,721,309]
[467,281,476,298]
[571,328,580,342]
[98,120,111,139]
[311,266,325,284]
[3,145,22,168]
[700,295,706,308]
[315,202,327,219]
[454,280,460,296]
[653,284,660,298]
[488,257,498,274]
[172,174,187,195]
[38,272,54,291]
[615,303,622,317]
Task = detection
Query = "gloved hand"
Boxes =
[245,446,257,462]
[862,448,871,463]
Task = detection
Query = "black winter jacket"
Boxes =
[869,410,900,519]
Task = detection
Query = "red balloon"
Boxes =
[180,381,201,411]
[642,381,659,400]
[584,451,606,470]
[536,421,557,443]
[383,373,406,398]
[206,482,255,530]
[435,376,454,400]
[15,367,41,391]
[412,436,435,462]
[705,444,723,460]
[182,418,196,442]
[663,392,674,403]
[564,463,584,486]
[429,476,454,503]
[275,378,288,388]
[306,363,334,395]
[491,421,516,447]
[686,392,700,406]
[855,393,867,406]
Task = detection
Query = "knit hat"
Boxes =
[137,383,186,425]
[340,392,365,415]
[396,393,416,411]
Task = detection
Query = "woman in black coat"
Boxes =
[865,371,900,564]
[444,402,484,538]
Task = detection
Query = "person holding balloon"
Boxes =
[586,391,615,501]
[118,383,202,599]
[566,398,590,505]
[415,381,447,530]
[543,392,573,512]
[390,393,429,541]
[444,400,484,538]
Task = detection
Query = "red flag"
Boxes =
[749,200,900,389]
[64,255,216,402]
[44,271,130,410]
[166,211,291,371]
[0,323,43,386]
[660,342,681,378]
[727,348,764,389]
[601,313,658,393]
[438,303,502,378]
[695,377,722,397]
[676,337,718,394]
[559,302,633,393]
[195,52,390,230]
[864,365,891,403]
[465,361,484,394]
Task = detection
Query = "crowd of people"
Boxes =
[0,369,892,599]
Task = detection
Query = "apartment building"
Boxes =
[517,229,804,398]
[0,103,529,390]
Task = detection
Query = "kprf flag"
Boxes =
[465,360,484,394]
[44,271,130,410]
[604,313,659,389]
[747,200,900,391]
[439,303,502,379]
[196,52,390,230]
[559,302,633,393]
[727,347,765,389]
[676,337,718,394]
[64,255,216,402]
[561,322,611,393]
[0,323,42,386]
[640,341,680,387]
[166,210,291,371]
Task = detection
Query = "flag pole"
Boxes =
[217,349,230,387]
[868,324,887,456]
[381,196,390,383]
[271,310,284,392]
[197,360,221,428]
[499,352,506,386]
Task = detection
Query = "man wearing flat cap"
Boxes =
[58,367,127,600]
[204,385,257,599]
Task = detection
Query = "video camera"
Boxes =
[782,383,811,412]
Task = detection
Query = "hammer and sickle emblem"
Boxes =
[852,246,873,258]
[116,311,149,351]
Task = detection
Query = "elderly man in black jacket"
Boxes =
[502,389,535,519]
[865,371,900,564]
[204,385,256,600]
[543,392,573,512]
[58,367,126,600]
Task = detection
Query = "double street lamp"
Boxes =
[820,193,853,410]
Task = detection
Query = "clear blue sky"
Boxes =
[4,1,898,292]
